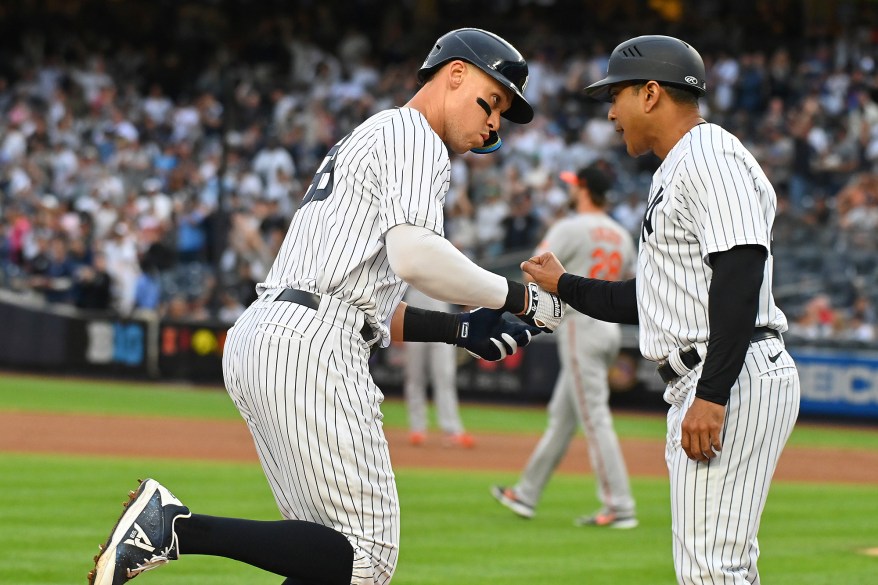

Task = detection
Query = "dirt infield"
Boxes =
[3,411,878,484]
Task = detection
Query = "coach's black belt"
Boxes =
[275,288,377,347]
[656,327,781,384]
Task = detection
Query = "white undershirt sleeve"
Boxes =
[386,223,508,308]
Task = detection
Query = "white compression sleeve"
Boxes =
[386,223,508,308]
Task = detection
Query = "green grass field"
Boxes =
[2,373,877,584]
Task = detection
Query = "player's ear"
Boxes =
[446,60,467,89]
[643,80,661,112]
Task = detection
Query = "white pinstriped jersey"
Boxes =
[636,123,788,361]
[258,107,451,345]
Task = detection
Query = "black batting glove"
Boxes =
[456,307,541,361]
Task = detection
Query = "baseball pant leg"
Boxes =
[429,342,464,434]
[566,319,635,516]
[515,361,578,507]
[225,301,399,585]
[665,339,799,584]
[404,342,429,433]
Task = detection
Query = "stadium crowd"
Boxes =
[1,3,877,343]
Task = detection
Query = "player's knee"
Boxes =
[348,543,397,585]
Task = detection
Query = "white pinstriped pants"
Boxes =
[664,336,799,585]
[223,293,398,585]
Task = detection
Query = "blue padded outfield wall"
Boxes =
[1,292,876,421]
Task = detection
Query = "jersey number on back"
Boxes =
[301,133,351,207]
[589,248,622,280]
[301,143,340,206]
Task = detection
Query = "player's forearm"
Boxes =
[390,301,459,344]
[556,274,639,324]
[696,245,766,405]
[386,223,526,311]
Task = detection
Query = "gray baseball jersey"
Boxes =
[513,211,637,515]
[224,107,450,584]
[641,123,800,584]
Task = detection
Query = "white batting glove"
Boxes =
[522,282,565,332]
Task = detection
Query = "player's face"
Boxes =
[446,65,512,154]
[607,83,651,157]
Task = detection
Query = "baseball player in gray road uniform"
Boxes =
[88,28,564,585]
[402,286,474,448]
[492,164,638,527]
[522,35,800,584]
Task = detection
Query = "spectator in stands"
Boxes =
[844,295,876,342]
[217,289,246,323]
[475,187,508,258]
[102,221,140,314]
[788,294,837,340]
[252,133,296,194]
[132,257,162,316]
[174,195,209,264]
[73,251,113,311]
[28,235,75,303]
[502,192,540,253]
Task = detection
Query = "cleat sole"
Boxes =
[88,479,158,585]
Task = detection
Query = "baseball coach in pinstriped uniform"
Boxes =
[522,35,800,585]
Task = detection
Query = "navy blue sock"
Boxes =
[176,514,353,585]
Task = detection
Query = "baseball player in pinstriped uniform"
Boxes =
[492,164,638,527]
[88,28,565,585]
[523,36,800,584]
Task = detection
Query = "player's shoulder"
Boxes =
[684,122,751,156]
[365,108,439,137]
[356,108,446,158]
[593,213,635,244]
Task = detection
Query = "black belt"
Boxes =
[656,327,781,384]
[275,289,377,347]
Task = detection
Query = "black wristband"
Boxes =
[403,306,459,343]
[502,279,527,314]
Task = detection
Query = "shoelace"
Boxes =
[126,545,175,578]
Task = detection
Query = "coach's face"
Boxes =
[444,61,512,154]
[607,82,654,158]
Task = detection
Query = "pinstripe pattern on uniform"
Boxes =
[637,124,788,362]
[221,106,457,583]
[258,108,450,348]
[665,338,799,584]
[224,295,401,584]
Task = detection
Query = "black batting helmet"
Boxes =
[418,28,534,124]
[585,35,707,102]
